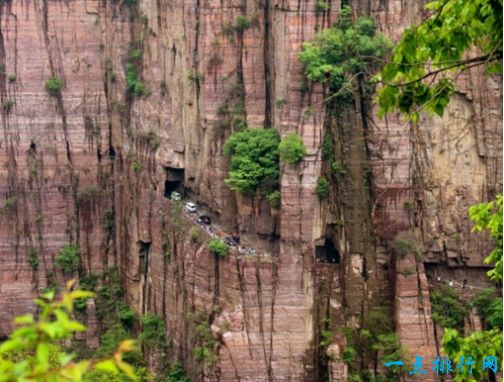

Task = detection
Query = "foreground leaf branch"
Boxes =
[0,280,138,382]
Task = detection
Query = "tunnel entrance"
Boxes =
[316,238,340,264]
[163,166,185,197]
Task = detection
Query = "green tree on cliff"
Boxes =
[377,0,502,119]
[299,5,390,102]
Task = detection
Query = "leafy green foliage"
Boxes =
[189,226,202,244]
[136,130,160,151]
[3,98,15,113]
[234,14,258,33]
[27,246,39,269]
[165,362,190,382]
[126,64,146,97]
[188,312,217,368]
[77,186,102,206]
[430,285,468,330]
[266,190,280,208]
[45,76,62,95]
[321,134,334,160]
[377,0,503,118]
[341,307,406,381]
[0,280,138,382]
[102,209,115,232]
[223,128,280,194]
[235,15,251,32]
[342,346,357,366]
[8,74,16,83]
[319,329,333,349]
[315,176,330,200]
[443,328,502,382]
[55,244,80,273]
[169,199,184,244]
[314,1,330,13]
[469,194,502,281]
[208,238,228,257]
[440,195,503,382]
[187,69,203,84]
[75,273,99,312]
[393,236,422,258]
[131,161,142,173]
[118,303,137,329]
[471,288,503,330]
[0,196,17,217]
[299,6,390,99]
[97,325,130,358]
[139,314,165,347]
[330,161,346,178]
[279,133,306,164]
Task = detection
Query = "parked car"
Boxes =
[170,191,181,201]
[224,237,238,247]
[185,202,197,213]
[197,215,211,225]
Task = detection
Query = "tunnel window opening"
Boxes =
[109,144,116,160]
[139,241,151,275]
[316,238,340,264]
[163,166,185,198]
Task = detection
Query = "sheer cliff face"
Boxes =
[0,0,501,381]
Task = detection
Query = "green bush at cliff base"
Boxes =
[0,280,139,382]
[118,303,137,329]
[166,362,190,382]
[430,284,468,330]
[55,244,80,273]
[299,5,390,97]
[208,238,228,257]
[279,133,307,164]
[223,127,280,194]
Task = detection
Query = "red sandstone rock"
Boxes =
[0,1,500,382]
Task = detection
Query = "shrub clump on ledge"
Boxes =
[279,132,306,164]
[126,64,146,97]
[223,127,280,194]
[45,76,62,95]
[55,244,80,273]
[208,238,228,257]
[315,176,330,200]
[76,185,102,206]
[189,226,202,244]
[136,130,160,151]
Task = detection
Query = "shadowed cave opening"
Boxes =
[163,166,185,197]
[316,238,340,264]
[139,241,150,275]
